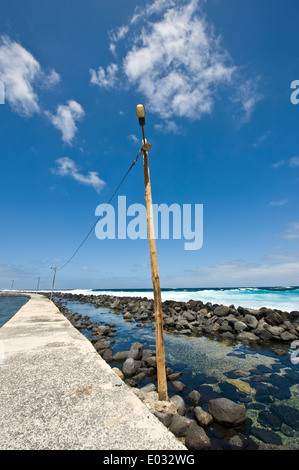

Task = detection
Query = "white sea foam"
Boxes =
[26,286,299,312]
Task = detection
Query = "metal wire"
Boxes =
[56,148,143,272]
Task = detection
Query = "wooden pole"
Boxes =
[50,268,56,301]
[142,137,168,401]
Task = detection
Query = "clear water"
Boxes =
[0,296,29,328]
[60,298,299,450]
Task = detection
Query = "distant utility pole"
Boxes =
[11,280,14,290]
[136,104,168,402]
[36,277,40,293]
[49,267,57,301]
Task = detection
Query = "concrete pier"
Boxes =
[0,294,186,450]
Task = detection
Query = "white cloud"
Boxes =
[47,100,85,144]
[0,36,60,116]
[264,252,299,261]
[284,222,299,240]
[90,63,118,89]
[154,120,184,134]
[268,199,289,207]
[271,157,299,169]
[123,0,236,120]
[289,156,299,168]
[108,26,129,56]
[188,259,299,286]
[128,134,139,144]
[53,157,106,193]
[91,0,264,128]
[271,160,285,169]
[233,77,263,123]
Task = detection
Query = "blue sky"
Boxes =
[0,0,299,290]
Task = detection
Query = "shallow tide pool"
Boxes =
[61,299,299,450]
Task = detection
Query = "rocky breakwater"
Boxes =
[52,292,299,350]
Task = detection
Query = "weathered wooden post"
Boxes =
[136,104,168,401]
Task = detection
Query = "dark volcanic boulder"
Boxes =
[185,422,211,450]
[214,305,231,317]
[187,390,201,406]
[122,358,138,377]
[169,414,194,437]
[208,398,246,427]
[128,342,144,360]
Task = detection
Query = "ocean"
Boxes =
[37,286,299,312]
[0,296,29,327]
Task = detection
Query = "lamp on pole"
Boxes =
[49,267,57,301]
[136,104,168,401]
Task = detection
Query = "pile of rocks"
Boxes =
[52,292,299,347]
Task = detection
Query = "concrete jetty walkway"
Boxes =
[0,294,186,450]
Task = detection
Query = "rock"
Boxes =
[187,390,201,406]
[265,312,283,326]
[220,332,235,340]
[218,322,233,332]
[214,306,231,316]
[258,411,282,431]
[145,356,157,368]
[102,348,113,362]
[193,406,213,428]
[128,342,144,360]
[139,383,156,393]
[169,414,194,437]
[254,328,272,341]
[267,325,285,336]
[113,351,129,362]
[280,331,298,341]
[122,358,138,377]
[185,422,211,450]
[258,443,291,450]
[154,411,173,428]
[94,340,111,351]
[234,321,248,332]
[171,381,187,393]
[141,349,156,360]
[123,312,132,320]
[251,427,282,446]
[132,372,146,383]
[208,398,246,427]
[183,311,196,321]
[236,332,260,343]
[226,378,252,394]
[227,433,247,450]
[167,372,183,381]
[237,306,250,316]
[269,405,299,431]
[290,311,299,320]
[163,317,175,327]
[112,367,124,379]
[170,395,186,416]
[244,314,259,329]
